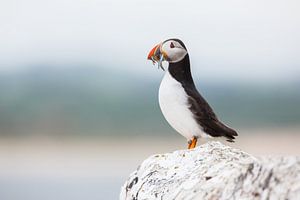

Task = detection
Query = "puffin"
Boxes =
[147,38,238,149]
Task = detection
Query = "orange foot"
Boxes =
[188,137,198,149]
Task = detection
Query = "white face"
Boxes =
[161,40,188,63]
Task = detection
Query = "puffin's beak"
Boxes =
[147,43,166,70]
[147,43,161,62]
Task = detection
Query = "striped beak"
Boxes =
[147,43,161,62]
[147,43,167,70]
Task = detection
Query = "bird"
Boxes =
[147,38,238,149]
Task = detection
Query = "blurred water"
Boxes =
[0,66,299,137]
[0,177,120,200]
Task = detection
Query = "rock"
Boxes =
[120,141,300,200]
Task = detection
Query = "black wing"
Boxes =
[184,86,238,142]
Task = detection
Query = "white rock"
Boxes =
[120,141,300,200]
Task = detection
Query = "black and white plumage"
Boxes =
[148,38,237,148]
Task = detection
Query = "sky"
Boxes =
[1,0,300,82]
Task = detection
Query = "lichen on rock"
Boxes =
[120,141,300,200]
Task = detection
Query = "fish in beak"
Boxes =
[147,43,166,70]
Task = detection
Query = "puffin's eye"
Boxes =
[170,42,175,48]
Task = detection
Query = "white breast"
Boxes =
[159,71,209,140]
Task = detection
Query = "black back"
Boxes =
[168,54,238,142]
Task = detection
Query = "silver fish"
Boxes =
[158,55,165,71]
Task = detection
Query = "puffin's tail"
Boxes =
[224,128,238,143]
[202,119,238,143]
[218,122,238,142]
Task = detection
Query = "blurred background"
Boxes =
[1,0,300,199]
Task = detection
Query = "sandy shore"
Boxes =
[0,127,299,178]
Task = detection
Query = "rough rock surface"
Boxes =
[120,141,300,200]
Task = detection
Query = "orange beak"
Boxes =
[147,43,161,61]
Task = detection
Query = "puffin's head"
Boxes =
[147,38,188,70]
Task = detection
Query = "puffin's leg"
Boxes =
[190,137,197,149]
[188,140,192,149]
[188,137,198,149]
